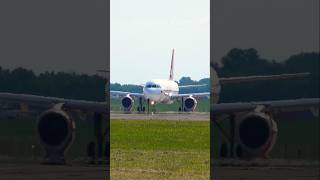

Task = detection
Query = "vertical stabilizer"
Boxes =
[169,49,175,80]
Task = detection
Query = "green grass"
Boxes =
[111,98,210,112]
[110,119,210,179]
[111,120,209,150]
[270,118,320,160]
[0,116,97,159]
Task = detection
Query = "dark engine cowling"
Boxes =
[184,97,197,112]
[236,112,278,158]
[37,109,75,164]
[121,95,134,112]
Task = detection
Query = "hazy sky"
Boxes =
[110,0,210,84]
[0,0,108,75]
[212,0,319,63]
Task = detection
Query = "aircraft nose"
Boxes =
[144,88,161,100]
[145,88,160,94]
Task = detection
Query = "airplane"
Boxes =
[0,77,109,164]
[111,49,210,113]
[210,62,319,160]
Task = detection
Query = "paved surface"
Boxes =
[111,111,209,121]
[212,159,320,180]
[0,163,318,180]
[0,163,109,180]
[212,166,320,180]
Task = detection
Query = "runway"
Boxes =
[212,159,320,179]
[0,163,108,180]
[0,163,318,180]
[213,166,319,180]
[111,111,209,121]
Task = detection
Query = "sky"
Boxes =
[212,0,319,64]
[0,0,108,76]
[110,0,210,84]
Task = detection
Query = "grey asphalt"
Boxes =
[110,111,209,121]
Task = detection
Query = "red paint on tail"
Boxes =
[169,49,175,80]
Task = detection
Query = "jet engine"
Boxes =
[236,112,278,158]
[184,97,197,112]
[37,108,75,164]
[121,95,134,112]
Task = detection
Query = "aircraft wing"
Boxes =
[171,92,210,99]
[219,72,310,85]
[212,98,320,116]
[178,84,208,88]
[110,91,144,98]
[0,92,108,114]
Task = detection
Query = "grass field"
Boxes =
[0,116,96,159]
[110,119,210,179]
[111,98,210,112]
[270,118,319,160]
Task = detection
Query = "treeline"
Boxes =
[0,67,105,101]
[110,77,210,94]
[214,48,319,102]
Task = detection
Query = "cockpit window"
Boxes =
[146,84,160,88]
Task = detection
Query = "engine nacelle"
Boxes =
[236,112,278,158]
[184,97,197,112]
[121,95,134,112]
[37,108,75,164]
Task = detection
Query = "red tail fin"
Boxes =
[169,49,175,80]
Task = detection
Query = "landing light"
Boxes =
[151,101,155,105]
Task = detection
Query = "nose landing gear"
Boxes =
[137,97,146,113]
[136,97,157,114]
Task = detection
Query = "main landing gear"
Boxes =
[178,97,184,112]
[211,113,238,159]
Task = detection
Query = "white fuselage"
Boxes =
[143,79,179,104]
